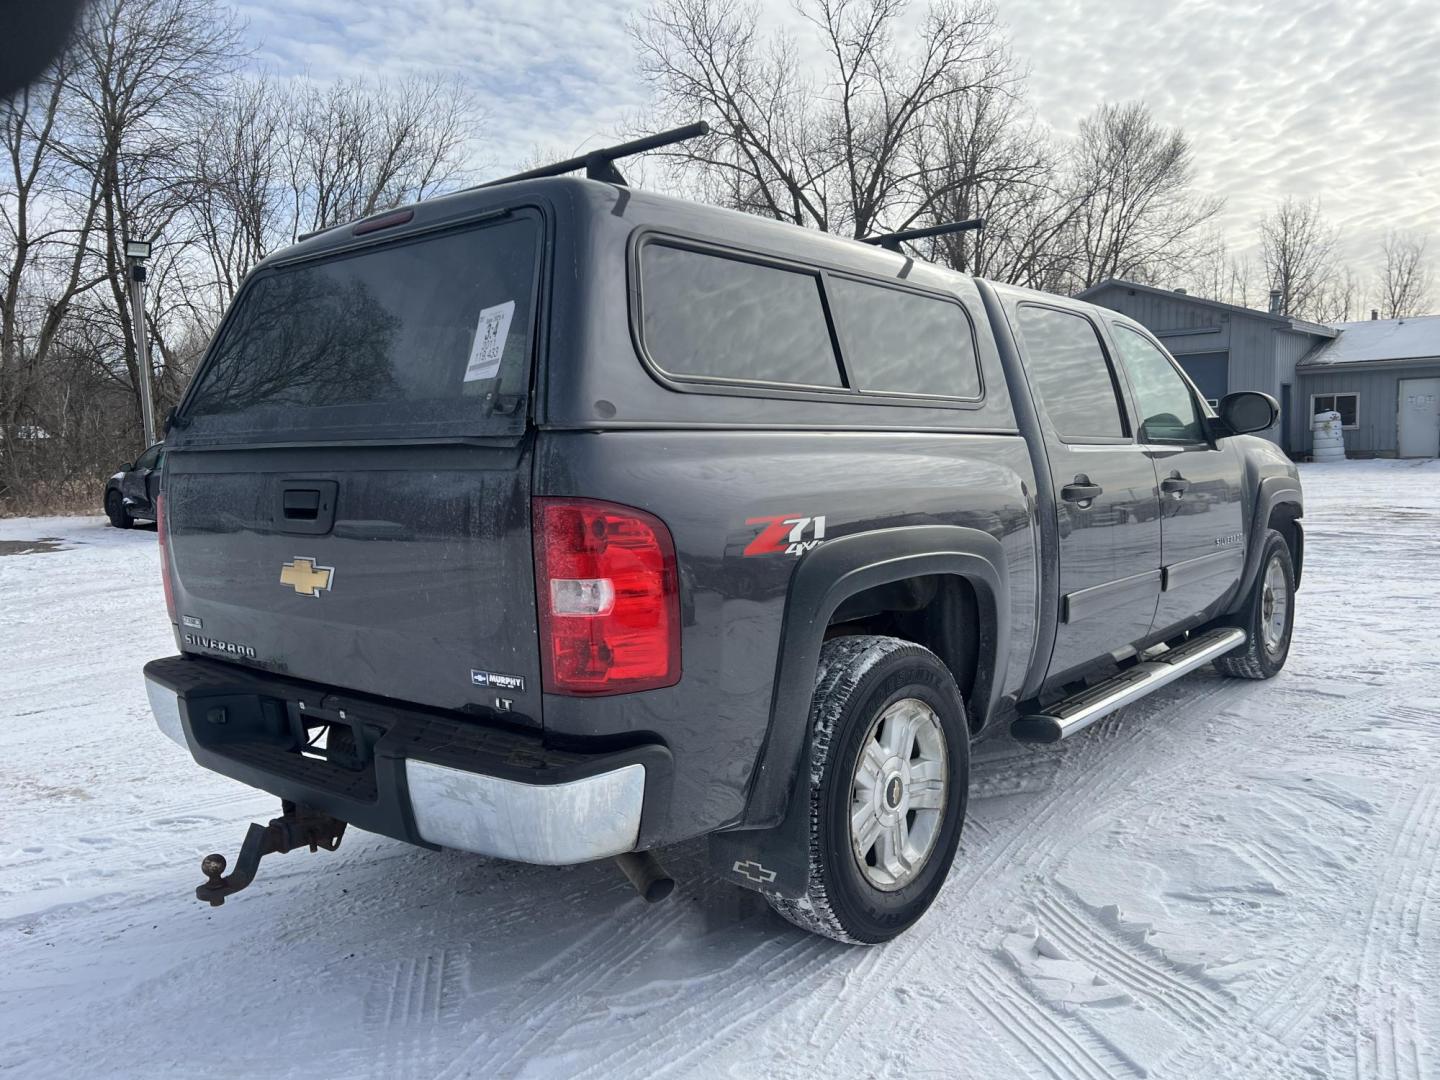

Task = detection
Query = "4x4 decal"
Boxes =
[744,514,827,557]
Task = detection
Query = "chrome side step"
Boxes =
[1011,627,1247,744]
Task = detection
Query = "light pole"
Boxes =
[124,238,158,446]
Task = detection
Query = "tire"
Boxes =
[1214,528,1295,680]
[767,636,969,944]
[105,489,133,529]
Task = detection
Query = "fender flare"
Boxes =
[713,525,1009,897]
[1231,476,1303,609]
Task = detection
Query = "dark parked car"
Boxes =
[104,442,163,528]
[142,137,1301,944]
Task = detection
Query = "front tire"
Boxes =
[767,636,969,944]
[1214,528,1295,680]
[105,489,133,529]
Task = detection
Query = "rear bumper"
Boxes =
[143,656,670,865]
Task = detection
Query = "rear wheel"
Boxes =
[767,636,969,944]
[1214,528,1295,679]
[105,489,133,529]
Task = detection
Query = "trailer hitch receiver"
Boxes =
[196,802,347,906]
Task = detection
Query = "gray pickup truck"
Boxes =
[143,136,1301,944]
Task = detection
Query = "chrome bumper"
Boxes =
[404,759,646,865]
[147,677,188,747]
[145,674,646,865]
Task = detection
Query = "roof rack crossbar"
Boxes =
[476,122,711,190]
[861,218,985,253]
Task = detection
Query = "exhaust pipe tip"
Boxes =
[615,850,675,903]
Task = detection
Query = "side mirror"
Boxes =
[120,462,134,472]
[1216,391,1279,436]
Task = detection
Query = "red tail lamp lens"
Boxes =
[533,498,680,695]
[156,493,176,624]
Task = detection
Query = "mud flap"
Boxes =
[708,772,815,900]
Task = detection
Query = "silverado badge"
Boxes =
[280,556,335,597]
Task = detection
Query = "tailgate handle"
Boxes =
[282,489,322,520]
[275,480,337,535]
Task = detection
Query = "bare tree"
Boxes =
[631,0,1011,238]
[1312,264,1362,323]
[0,56,107,505]
[57,0,243,442]
[1258,196,1337,319]
[1185,229,1256,307]
[188,77,286,312]
[181,73,478,324]
[1376,230,1432,318]
[910,81,1082,291]
[1068,102,1222,289]
[2,27,488,511]
[281,75,477,240]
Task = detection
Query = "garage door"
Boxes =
[1174,352,1228,405]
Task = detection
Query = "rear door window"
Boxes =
[827,277,981,399]
[639,243,842,387]
[1015,305,1129,440]
[182,211,541,441]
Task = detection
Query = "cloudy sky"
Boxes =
[236,0,1440,266]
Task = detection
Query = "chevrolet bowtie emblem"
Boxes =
[280,556,334,597]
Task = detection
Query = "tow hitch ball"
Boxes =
[196,802,346,907]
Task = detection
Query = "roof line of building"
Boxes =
[1298,353,1440,371]
[1075,278,1338,338]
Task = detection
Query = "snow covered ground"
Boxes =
[2,459,1438,1080]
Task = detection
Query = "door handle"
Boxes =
[1161,473,1191,497]
[1061,476,1104,504]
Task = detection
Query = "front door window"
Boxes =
[1111,326,1207,444]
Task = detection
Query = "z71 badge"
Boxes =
[743,514,827,557]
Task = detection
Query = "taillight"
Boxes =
[156,493,176,623]
[533,497,680,695]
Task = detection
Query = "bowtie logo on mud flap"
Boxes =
[732,859,777,884]
[280,556,335,597]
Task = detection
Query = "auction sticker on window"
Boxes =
[464,300,515,382]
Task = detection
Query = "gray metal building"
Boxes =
[1295,316,1440,458]
[1078,280,1440,458]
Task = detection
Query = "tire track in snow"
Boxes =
[968,961,1142,1080]
[365,949,460,1080]
[1252,938,1347,1046]
[577,932,833,1080]
[1034,893,1231,1029]
[439,892,701,1078]
[1352,785,1440,1080]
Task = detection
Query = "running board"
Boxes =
[1011,628,1247,744]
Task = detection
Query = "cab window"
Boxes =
[1111,325,1206,444]
[1015,305,1128,439]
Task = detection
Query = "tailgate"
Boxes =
[165,443,542,721]
[162,206,548,722]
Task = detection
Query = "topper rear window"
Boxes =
[180,210,541,441]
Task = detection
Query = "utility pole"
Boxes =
[124,238,157,446]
